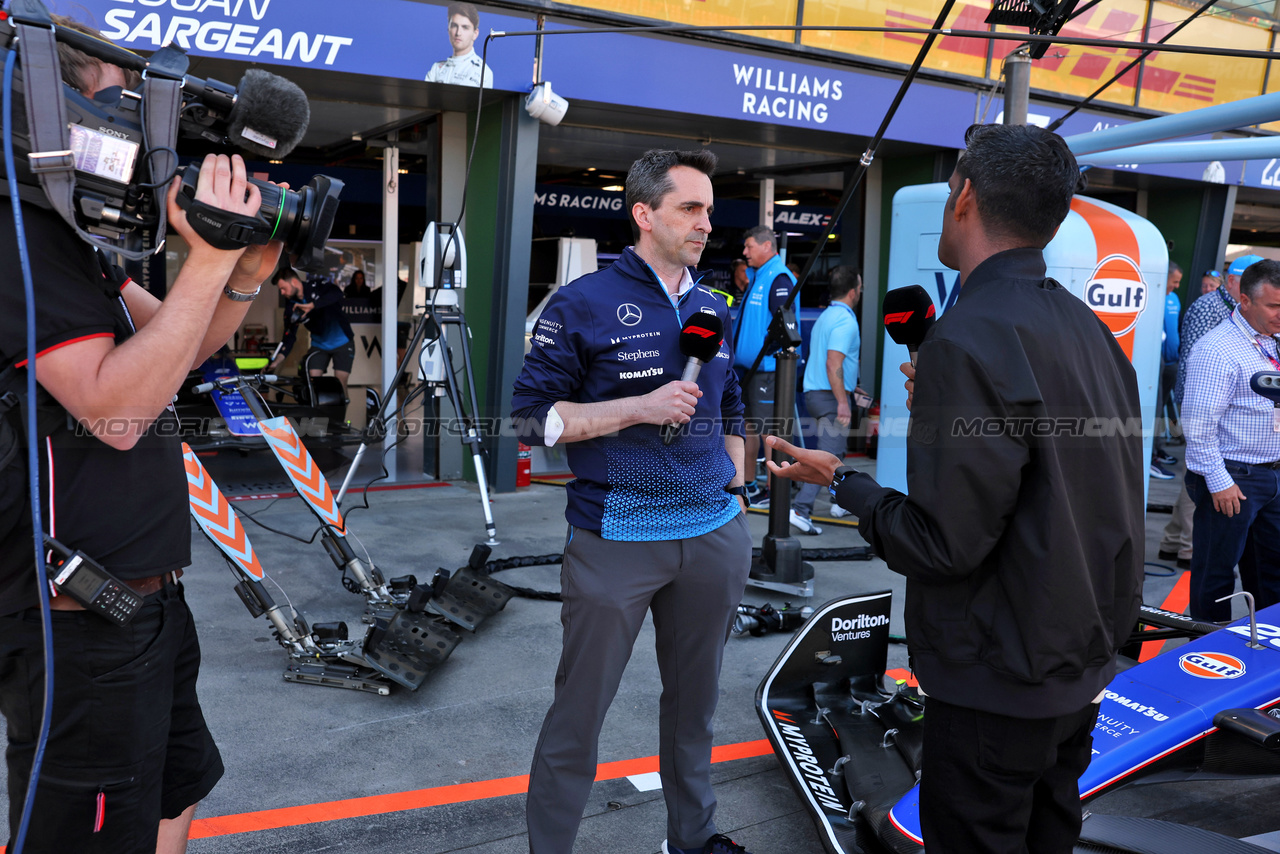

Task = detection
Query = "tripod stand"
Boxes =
[335,288,499,546]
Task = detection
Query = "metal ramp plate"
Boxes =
[445,566,516,616]
[360,609,461,690]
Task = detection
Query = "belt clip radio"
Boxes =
[43,536,143,626]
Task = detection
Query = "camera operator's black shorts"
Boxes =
[305,340,356,374]
[0,581,223,852]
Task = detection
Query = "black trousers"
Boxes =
[919,697,1098,854]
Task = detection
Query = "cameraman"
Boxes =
[269,268,355,393]
[0,22,284,852]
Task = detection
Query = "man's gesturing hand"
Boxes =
[763,435,841,485]
[640,380,702,427]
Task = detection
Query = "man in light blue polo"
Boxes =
[793,266,863,529]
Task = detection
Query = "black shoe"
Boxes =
[1177,557,1190,569]
[1153,449,1178,466]
[664,835,753,854]
[1158,549,1178,561]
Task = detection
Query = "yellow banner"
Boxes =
[555,0,1273,119]
[1138,3,1270,114]
[1264,59,1280,133]
[800,0,990,80]
[550,0,799,43]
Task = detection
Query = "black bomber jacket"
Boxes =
[856,248,1145,718]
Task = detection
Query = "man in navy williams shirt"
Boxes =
[512,150,755,854]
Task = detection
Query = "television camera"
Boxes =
[1,0,341,269]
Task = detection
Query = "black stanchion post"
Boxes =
[749,347,814,597]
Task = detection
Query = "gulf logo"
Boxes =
[1070,198,1148,360]
[1178,651,1246,679]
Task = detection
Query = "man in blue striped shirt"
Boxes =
[1182,258,1280,620]
[1161,255,1262,572]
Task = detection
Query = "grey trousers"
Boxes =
[1159,481,1194,559]
[795,390,851,516]
[526,513,753,853]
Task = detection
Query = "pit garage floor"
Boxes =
[3,446,1279,854]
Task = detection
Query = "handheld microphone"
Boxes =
[661,313,724,445]
[882,285,937,366]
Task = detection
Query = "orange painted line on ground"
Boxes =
[1139,570,1191,662]
[887,667,918,687]
[188,739,774,841]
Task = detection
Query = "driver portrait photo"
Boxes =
[424,2,494,89]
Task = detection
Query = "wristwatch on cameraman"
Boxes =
[224,283,261,302]
[725,485,751,508]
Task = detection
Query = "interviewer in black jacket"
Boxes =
[766,124,1144,854]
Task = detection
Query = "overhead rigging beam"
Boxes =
[1065,90,1280,155]
[1075,137,1280,167]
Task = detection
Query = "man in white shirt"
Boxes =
[1182,258,1280,620]
[424,3,494,88]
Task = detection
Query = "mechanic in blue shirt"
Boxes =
[1161,262,1183,365]
[1151,262,1183,480]
[511,149,755,854]
[734,225,797,507]
[1182,258,1280,621]
[793,265,863,530]
[269,268,355,394]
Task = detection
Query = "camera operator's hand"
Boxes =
[227,181,288,293]
[166,153,261,261]
[295,301,316,316]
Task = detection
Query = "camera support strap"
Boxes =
[11,0,179,260]
[12,1,77,228]
[140,73,180,250]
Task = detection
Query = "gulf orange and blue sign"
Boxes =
[1178,651,1247,679]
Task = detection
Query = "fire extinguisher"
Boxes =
[516,442,532,487]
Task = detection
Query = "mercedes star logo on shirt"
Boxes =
[617,304,643,327]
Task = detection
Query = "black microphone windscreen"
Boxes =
[882,285,936,351]
[228,70,311,159]
[679,313,724,363]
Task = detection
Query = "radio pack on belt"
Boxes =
[0,358,140,626]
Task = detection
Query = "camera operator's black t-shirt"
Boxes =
[0,203,190,616]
